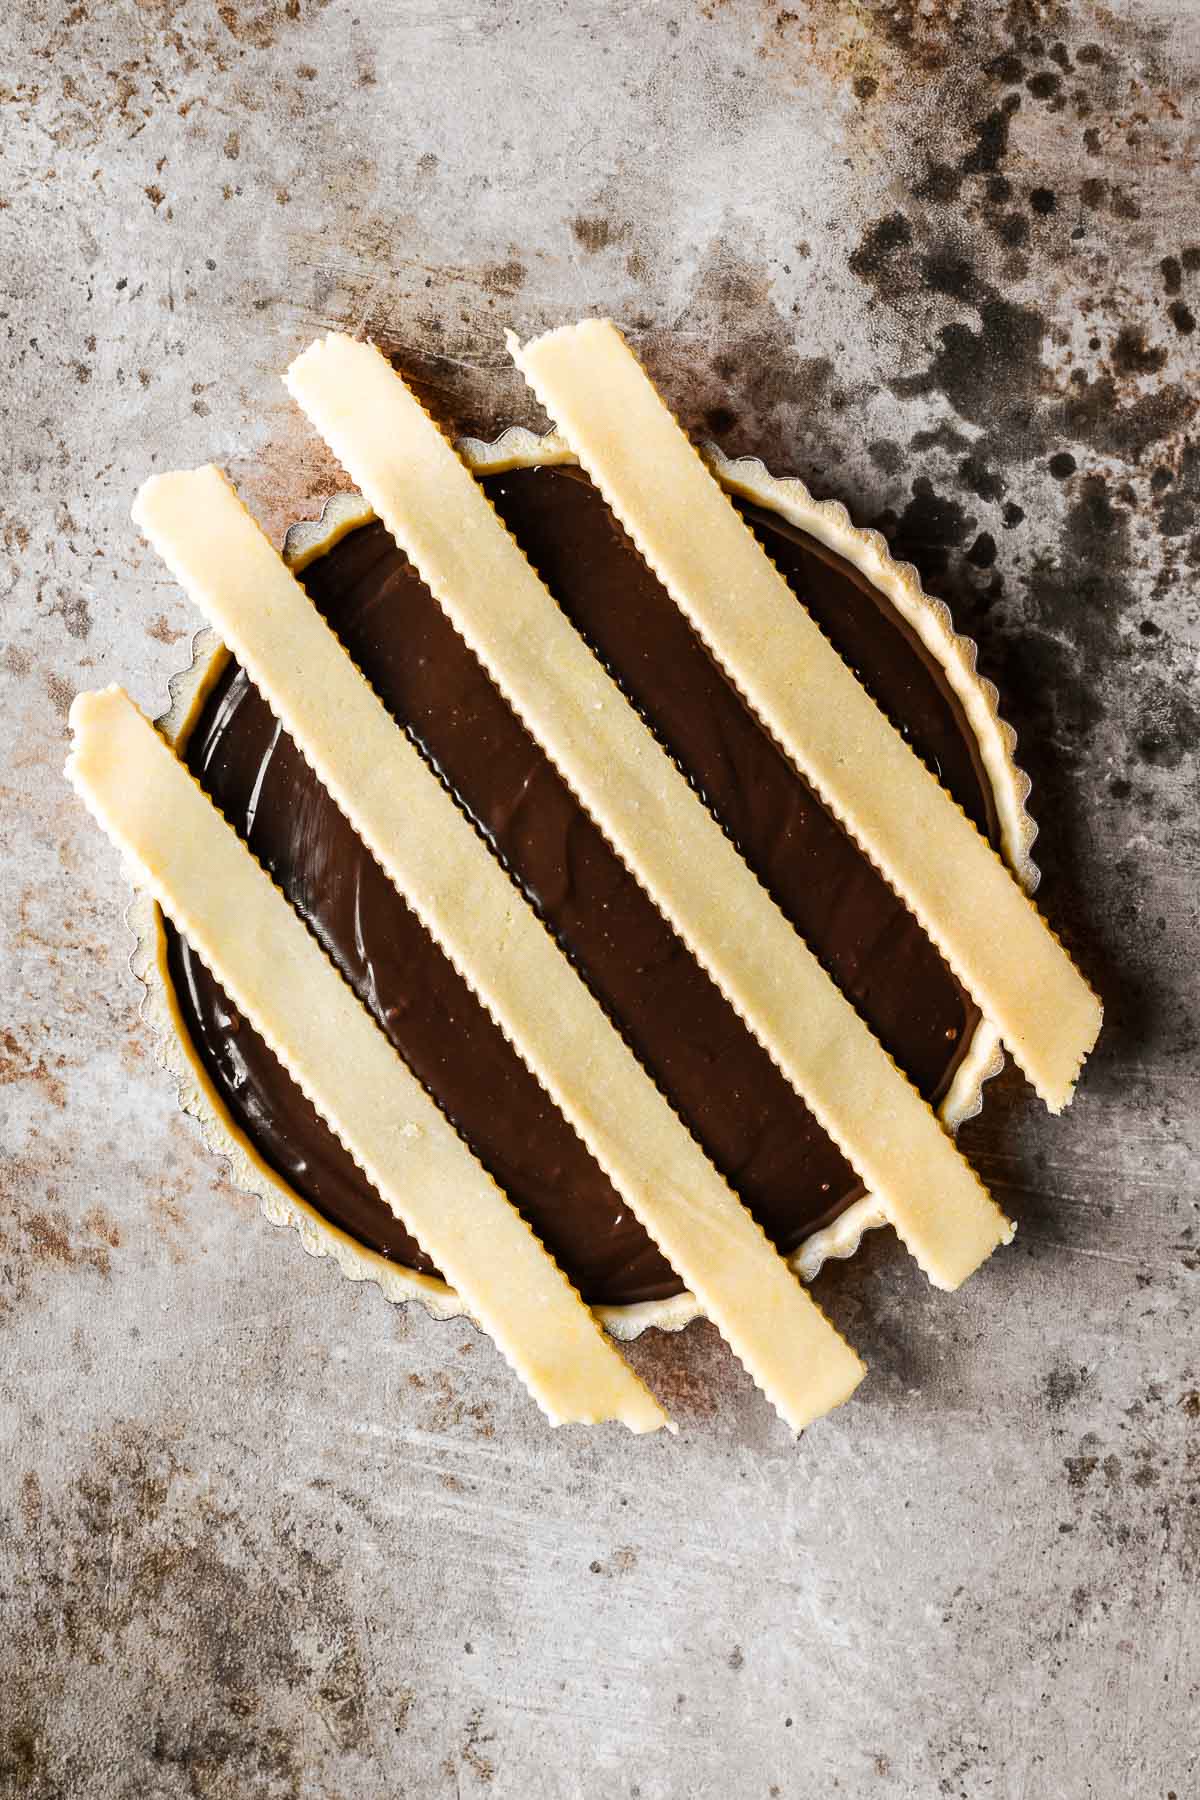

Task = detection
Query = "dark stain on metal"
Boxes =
[1112,325,1168,377]
[480,258,527,296]
[0,1029,68,1109]
[847,211,912,283]
[657,246,847,463]
[874,476,974,586]
[3,1416,371,1795]
[570,214,630,253]
[0,1168,121,1316]
[783,0,1200,945]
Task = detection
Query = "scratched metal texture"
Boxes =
[2,1,1198,1795]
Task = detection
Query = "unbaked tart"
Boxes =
[67,322,1101,1433]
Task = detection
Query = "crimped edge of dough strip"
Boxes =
[133,430,1026,1339]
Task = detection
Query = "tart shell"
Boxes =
[132,430,1036,1341]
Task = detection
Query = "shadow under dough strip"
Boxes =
[131,466,866,1433]
[286,332,1010,1291]
[510,318,1102,1115]
[65,687,668,1436]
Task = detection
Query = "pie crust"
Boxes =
[133,429,1034,1340]
[130,463,866,1433]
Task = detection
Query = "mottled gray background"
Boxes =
[2,1,1198,1795]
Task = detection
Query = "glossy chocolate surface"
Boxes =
[165,464,999,1305]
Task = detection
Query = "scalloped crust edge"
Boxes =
[131,429,1032,1343]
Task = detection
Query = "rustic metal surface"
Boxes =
[2,1,1198,1794]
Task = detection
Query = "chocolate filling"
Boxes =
[165,463,1000,1307]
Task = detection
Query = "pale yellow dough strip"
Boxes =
[66,686,667,1436]
[286,333,1011,1289]
[511,319,1102,1114]
[132,465,866,1432]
